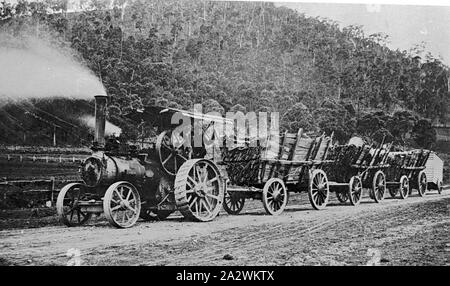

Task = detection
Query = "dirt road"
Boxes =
[1,189,449,266]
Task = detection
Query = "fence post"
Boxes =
[50,177,55,207]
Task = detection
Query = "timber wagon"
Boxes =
[222,128,334,215]
[385,149,431,199]
[324,141,391,205]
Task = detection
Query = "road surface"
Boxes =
[0,189,449,266]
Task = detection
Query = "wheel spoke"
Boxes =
[188,176,197,187]
[111,205,121,211]
[207,177,218,184]
[189,196,197,208]
[201,199,211,214]
[162,153,173,166]
[205,193,220,201]
[177,153,188,162]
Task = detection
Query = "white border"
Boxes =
[216,0,450,7]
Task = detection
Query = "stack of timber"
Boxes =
[385,149,431,180]
[324,142,391,182]
[221,128,333,185]
[221,145,263,185]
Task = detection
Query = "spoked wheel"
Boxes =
[388,188,399,198]
[371,170,386,203]
[175,159,224,222]
[56,183,92,227]
[417,171,427,197]
[308,169,329,210]
[223,191,246,215]
[262,178,288,215]
[157,130,192,176]
[103,181,141,228]
[348,176,363,206]
[336,191,349,203]
[398,175,410,199]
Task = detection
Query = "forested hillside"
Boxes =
[0,0,449,147]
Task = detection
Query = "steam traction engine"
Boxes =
[56,95,225,228]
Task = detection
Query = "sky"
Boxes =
[275,2,450,65]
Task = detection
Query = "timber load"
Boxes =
[221,129,333,186]
[323,142,391,182]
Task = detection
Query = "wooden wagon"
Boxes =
[323,142,391,205]
[221,128,334,215]
[385,149,431,199]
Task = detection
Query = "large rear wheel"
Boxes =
[175,159,224,222]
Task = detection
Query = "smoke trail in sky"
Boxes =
[0,31,106,104]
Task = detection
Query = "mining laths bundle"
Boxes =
[221,146,263,185]
[324,145,373,181]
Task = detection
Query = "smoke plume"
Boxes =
[0,32,106,104]
[81,115,122,136]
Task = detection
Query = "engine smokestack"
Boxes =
[94,95,108,147]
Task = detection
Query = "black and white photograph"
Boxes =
[0,0,448,270]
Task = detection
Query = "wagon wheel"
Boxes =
[157,130,191,176]
[398,175,410,199]
[56,183,92,227]
[417,171,427,197]
[438,181,443,194]
[223,191,245,215]
[308,169,329,210]
[174,159,224,222]
[103,181,141,228]
[262,178,288,215]
[388,188,399,198]
[336,191,348,203]
[371,170,386,203]
[348,176,363,206]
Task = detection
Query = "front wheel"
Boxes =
[262,178,288,215]
[371,170,386,203]
[103,181,141,228]
[308,169,329,210]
